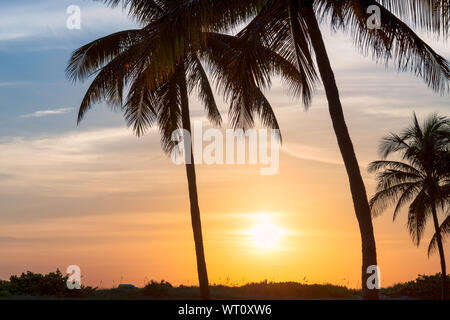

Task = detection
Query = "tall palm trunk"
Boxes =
[304,2,378,300]
[431,203,447,300]
[178,64,210,300]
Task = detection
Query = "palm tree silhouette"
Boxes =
[66,26,217,300]
[369,113,450,300]
[66,2,305,299]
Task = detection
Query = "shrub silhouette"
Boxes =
[0,269,95,298]
[143,280,173,297]
[383,274,450,300]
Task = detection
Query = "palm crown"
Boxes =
[65,1,311,148]
[369,114,450,245]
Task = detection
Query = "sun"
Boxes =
[249,214,284,249]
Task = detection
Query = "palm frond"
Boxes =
[124,70,158,137]
[101,0,166,24]
[201,32,282,130]
[369,182,419,216]
[428,213,450,257]
[237,0,318,106]
[254,87,282,142]
[378,0,450,37]
[408,190,431,245]
[156,67,183,154]
[368,160,423,176]
[66,29,145,83]
[186,55,222,126]
[376,169,424,190]
[287,0,318,106]
[76,51,130,123]
[320,0,450,93]
[379,133,411,159]
[392,184,420,221]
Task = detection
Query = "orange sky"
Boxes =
[1,90,449,288]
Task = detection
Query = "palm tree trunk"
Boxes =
[178,64,210,300]
[303,2,379,300]
[431,203,447,300]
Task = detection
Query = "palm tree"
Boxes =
[98,0,450,299]
[67,1,306,299]
[369,113,450,300]
[67,25,216,300]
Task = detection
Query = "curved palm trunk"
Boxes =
[179,65,210,300]
[304,3,379,300]
[431,203,447,300]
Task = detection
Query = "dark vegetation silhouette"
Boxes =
[1,270,449,300]
[381,273,450,300]
[0,270,95,298]
[382,274,450,300]
[369,113,450,300]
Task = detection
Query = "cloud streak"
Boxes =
[21,107,74,118]
[0,0,136,51]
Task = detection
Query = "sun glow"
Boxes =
[249,214,284,249]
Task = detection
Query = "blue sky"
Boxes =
[0,1,449,287]
[0,0,136,138]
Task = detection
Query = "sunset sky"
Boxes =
[0,0,449,289]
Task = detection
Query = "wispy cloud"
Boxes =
[281,142,344,166]
[0,126,170,220]
[0,81,34,87]
[21,107,73,118]
[0,33,28,41]
[0,1,135,51]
